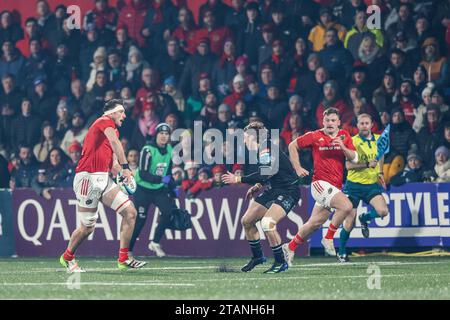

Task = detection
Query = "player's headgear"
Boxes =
[156,122,171,134]
[103,99,125,115]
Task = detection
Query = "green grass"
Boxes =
[0,256,449,299]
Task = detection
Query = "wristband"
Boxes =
[121,163,130,170]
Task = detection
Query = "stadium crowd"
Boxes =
[0,0,450,198]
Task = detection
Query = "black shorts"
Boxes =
[254,187,300,214]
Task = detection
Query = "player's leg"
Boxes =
[128,186,153,256]
[322,191,354,256]
[338,209,356,262]
[261,203,289,274]
[149,189,178,257]
[359,193,389,238]
[285,204,331,254]
[241,200,268,272]
[102,180,146,269]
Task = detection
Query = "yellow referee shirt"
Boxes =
[347,134,380,185]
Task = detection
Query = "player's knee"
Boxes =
[124,205,137,221]
[343,202,353,215]
[261,217,277,232]
[241,215,254,228]
[378,208,389,217]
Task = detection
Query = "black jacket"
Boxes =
[179,52,217,97]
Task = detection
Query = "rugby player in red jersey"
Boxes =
[59,99,146,272]
[282,107,358,265]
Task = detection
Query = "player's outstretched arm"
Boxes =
[288,140,309,177]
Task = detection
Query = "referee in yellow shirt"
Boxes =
[338,114,389,262]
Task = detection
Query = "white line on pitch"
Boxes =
[0,282,195,287]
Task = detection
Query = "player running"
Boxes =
[282,108,358,265]
[222,122,301,274]
[60,99,146,272]
[338,114,389,262]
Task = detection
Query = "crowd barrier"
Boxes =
[0,183,449,257]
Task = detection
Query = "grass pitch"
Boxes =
[0,256,449,300]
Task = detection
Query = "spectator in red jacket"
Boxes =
[315,80,353,128]
[117,0,148,47]
[172,6,197,54]
[223,74,247,113]
[133,67,160,118]
[181,159,198,191]
[186,166,213,198]
[15,18,50,59]
[193,9,233,56]
[84,0,118,44]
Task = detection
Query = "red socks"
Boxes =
[288,234,304,252]
[325,223,338,240]
[63,249,74,261]
[118,248,129,263]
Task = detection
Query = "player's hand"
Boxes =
[222,171,238,184]
[122,169,132,183]
[378,173,387,190]
[296,167,309,177]
[245,183,262,200]
[332,137,345,150]
[42,188,52,200]
[368,160,378,168]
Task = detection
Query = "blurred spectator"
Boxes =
[383,108,417,184]
[125,45,149,91]
[357,36,387,87]
[236,2,261,71]
[412,64,428,98]
[126,148,139,174]
[35,0,57,38]
[231,99,249,128]
[199,0,231,28]
[393,31,420,70]
[0,73,22,114]
[257,23,274,67]
[10,144,38,189]
[60,112,88,155]
[50,18,82,63]
[258,80,288,129]
[66,79,85,116]
[33,122,59,163]
[162,76,185,112]
[111,26,136,62]
[372,68,398,112]
[86,46,107,91]
[232,163,243,177]
[51,42,78,97]
[82,70,109,122]
[388,49,412,85]
[223,74,246,112]
[386,3,416,45]
[315,80,352,128]
[164,112,180,132]
[216,103,232,135]
[31,147,70,199]
[142,0,178,57]
[171,6,197,54]
[79,23,105,82]
[21,38,51,92]
[0,101,15,151]
[343,85,380,135]
[11,98,42,152]
[308,7,346,52]
[0,40,25,79]
[212,164,226,187]
[390,151,426,186]
[131,102,160,150]
[198,90,219,128]
[416,104,444,168]
[398,78,418,125]
[186,166,213,198]
[281,113,307,146]
[16,18,49,58]
[185,72,212,123]
[212,38,236,97]
[261,38,294,88]
[84,0,118,44]
[171,165,185,187]
[428,146,450,182]
[65,140,82,186]
[154,37,188,85]
[318,27,353,83]
[29,76,58,123]
[117,0,149,48]
[0,10,23,46]
[419,36,448,86]
[413,84,434,132]
[105,48,126,90]
[288,38,309,94]
[181,160,198,191]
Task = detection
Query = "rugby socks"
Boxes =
[118,248,129,263]
[360,209,379,223]
[325,223,338,240]
[63,249,74,261]
[339,228,351,256]
[248,239,263,258]
[288,234,303,252]
[271,244,285,264]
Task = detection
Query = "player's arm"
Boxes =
[111,154,122,177]
[288,138,309,177]
[104,127,132,180]
[334,134,358,163]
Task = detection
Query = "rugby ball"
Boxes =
[116,172,137,195]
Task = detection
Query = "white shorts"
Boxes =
[311,180,341,209]
[73,172,117,209]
